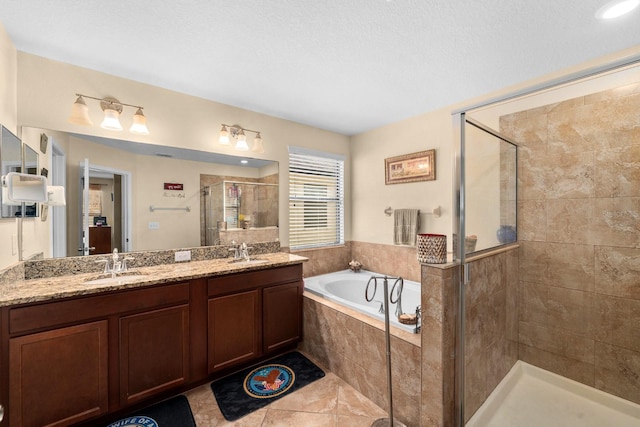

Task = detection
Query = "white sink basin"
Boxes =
[85,274,150,286]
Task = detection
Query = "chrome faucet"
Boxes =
[239,242,252,261]
[229,242,252,261]
[96,248,134,278]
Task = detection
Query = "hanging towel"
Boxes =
[394,209,420,245]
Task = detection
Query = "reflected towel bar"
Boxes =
[149,205,191,212]
[385,206,440,218]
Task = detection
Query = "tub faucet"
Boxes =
[414,305,422,334]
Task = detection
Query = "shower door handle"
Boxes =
[464,263,470,285]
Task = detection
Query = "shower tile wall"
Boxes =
[500,82,640,405]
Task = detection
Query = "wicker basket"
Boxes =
[417,234,447,264]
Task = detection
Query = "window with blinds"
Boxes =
[289,147,344,250]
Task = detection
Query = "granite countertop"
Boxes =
[0,252,307,307]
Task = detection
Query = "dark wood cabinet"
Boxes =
[4,282,190,427]
[0,262,304,426]
[263,281,302,353]
[208,290,261,372]
[9,321,109,427]
[89,226,111,254]
[207,264,303,373]
[119,304,190,406]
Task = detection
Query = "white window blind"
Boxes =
[289,148,344,250]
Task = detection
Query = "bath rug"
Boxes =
[211,351,325,421]
[105,395,195,427]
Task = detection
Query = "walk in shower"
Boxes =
[454,61,640,426]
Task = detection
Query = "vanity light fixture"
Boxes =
[219,124,265,153]
[68,94,150,135]
[596,0,639,19]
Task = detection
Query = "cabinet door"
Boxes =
[119,304,190,406]
[208,289,261,373]
[263,281,302,353]
[9,321,108,427]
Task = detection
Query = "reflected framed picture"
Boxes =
[384,149,435,185]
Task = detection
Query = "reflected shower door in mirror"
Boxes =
[202,179,279,246]
[464,118,517,254]
[20,127,279,259]
[1,126,24,218]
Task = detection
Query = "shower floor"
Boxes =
[467,361,640,427]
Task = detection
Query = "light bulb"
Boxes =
[68,96,93,126]
[101,108,123,131]
[219,125,230,145]
[129,108,149,135]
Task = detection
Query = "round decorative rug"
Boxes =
[243,363,295,399]
[107,415,158,427]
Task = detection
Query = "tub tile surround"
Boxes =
[297,240,519,426]
[292,243,353,278]
[420,263,458,427]
[300,292,421,426]
[292,241,422,282]
[501,81,640,406]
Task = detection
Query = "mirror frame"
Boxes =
[21,143,40,217]
[1,126,24,218]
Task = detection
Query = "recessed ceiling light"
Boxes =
[596,0,640,19]
[240,160,248,164]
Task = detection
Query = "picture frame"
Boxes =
[384,149,435,185]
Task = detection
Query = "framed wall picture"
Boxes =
[384,149,435,184]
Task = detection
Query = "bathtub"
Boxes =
[304,269,421,333]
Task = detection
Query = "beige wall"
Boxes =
[350,108,454,247]
[0,23,18,267]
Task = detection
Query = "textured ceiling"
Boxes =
[1,0,639,135]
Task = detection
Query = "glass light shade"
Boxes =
[251,133,264,154]
[234,131,249,151]
[596,0,639,18]
[219,126,230,145]
[129,108,150,135]
[68,96,93,126]
[101,108,123,131]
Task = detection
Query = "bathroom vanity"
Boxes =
[0,253,305,426]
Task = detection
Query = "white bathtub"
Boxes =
[304,269,421,333]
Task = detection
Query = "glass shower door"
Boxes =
[454,113,518,426]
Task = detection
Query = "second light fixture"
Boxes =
[219,124,264,154]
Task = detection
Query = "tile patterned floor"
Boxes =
[184,354,388,426]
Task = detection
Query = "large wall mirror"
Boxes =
[23,127,279,259]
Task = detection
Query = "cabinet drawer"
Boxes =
[208,264,302,297]
[9,281,190,335]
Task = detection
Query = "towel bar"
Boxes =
[385,206,440,218]
[149,205,191,212]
